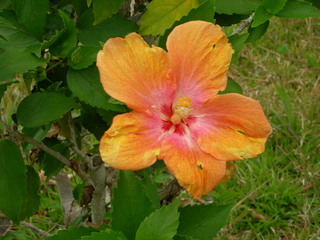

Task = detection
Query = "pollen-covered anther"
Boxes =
[170,97,192,125]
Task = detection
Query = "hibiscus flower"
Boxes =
[97,21,272,199]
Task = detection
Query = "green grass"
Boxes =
[214,17,320,240]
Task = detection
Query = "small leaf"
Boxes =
[138,169,161,209]
[92,0,125,25]
[135,201,180,240]
[246,20,269,42]
[263,0,288,14]
[112,171,155,240]
[67,66,126,112]
[215,0,262,14]
[276,0,320,18]
[17,92,78,128]
[139,0,201,36]
[177,203,233,240]
[68,45,101,70]
[19,166,40,219]
[251,6,273,28]
[219,77,243,94]
[11,0,49,39]
[158,0,215,49]
[41,143,69,180]
[50,10,77,57]
[45,226,98,240]
[80,103,110,139]
[77,9,138,46]
[228,33,249,63]
[0,48,46,81]
[81,230,128,240]
[0,140,27,224]
[22,124,51,152]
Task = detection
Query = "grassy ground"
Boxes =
[2,17,319,240]
[214,17,320,240]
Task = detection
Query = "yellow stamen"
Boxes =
[171,97,192,125]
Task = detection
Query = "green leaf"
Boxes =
[263,0,288,14]
[80,104,110,139]
[135,201,180,240]
[45,226,98,240]
[11,0,49,39]
[67,66,126,112]
[246,20,269,42]
[139,170,161,209]
[306,0,320,8]
[41,143,69,180]
[158,0,215,49]
[177,203,233,240]
[139,0,201,36]
[92,0,125,25]
[77,9,138,46]
[276,0,320,18]
[50,10,77,57]
[215,13,249,26]
[0,140,27,224]
[174,235,195,240]
[215,0,262,14]
[0,10,42,52]
[68,45,101,70]
[22,124,51,152]
[19,166,40,219]
[219,77,243,94]
[251,6,273,28]
[16,92,78,128]
[112,171,155,240]
[228,33,249,63]
[81,230,128,240]
[0,48,46,81]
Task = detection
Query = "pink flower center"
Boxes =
[161,97,193,135]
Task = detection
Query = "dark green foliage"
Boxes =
[111,171,155,240]
[45,226,98,240]
[81,230,128,240]
[0,140,27,224]
[135,201,180,240]
[67,66,126,112]
[177,203,233,240]
[276,0,320,18]
[77,9,138,46]
[16,92,78,128]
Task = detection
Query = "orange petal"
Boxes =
[99,112,161,170]
[192,93,272,161]
[97,33,175,111]
[160,141,226,199]
[167,21,233,107]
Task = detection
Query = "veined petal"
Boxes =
[97,33,175,111]
[191,93,272,161]
[99,112,161,170]
[159,139,226,199]
[167,21,233,107]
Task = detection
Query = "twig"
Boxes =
[67,113,108,226]
[159,179,182,205]
[4,123,92,185]
[55,171,86,226]
[231,12,255,36]
[67,113,91,165]
[20,221,52,237]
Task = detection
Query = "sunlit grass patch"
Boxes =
[215,17,320,240]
